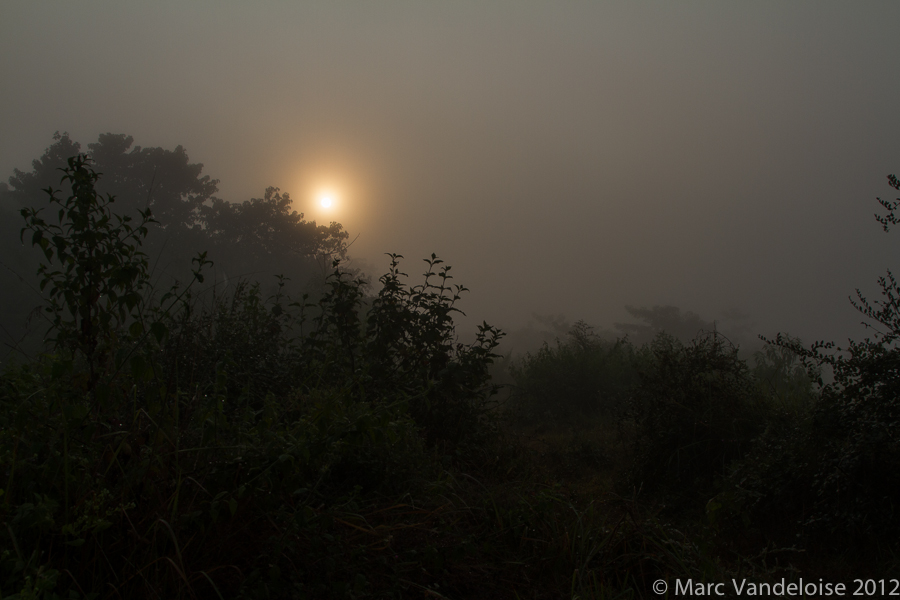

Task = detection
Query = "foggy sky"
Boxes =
[3,1,900,350]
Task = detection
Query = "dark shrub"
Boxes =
[627,332,766,508]
[722,174,900,546]
[727,332,900,544]
[509,321,644,423]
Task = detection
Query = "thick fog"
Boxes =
[3,1,900,355]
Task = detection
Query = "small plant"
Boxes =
[363,254,504,445]
[20,155,157,387]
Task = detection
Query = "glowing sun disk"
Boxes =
[318,191,335,208]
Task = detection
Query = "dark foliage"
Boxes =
[725,173,900,545]
[0,159,506,598]
[509,321,644,423]
[626,333,765,508]
[19,155,158,387]
[4,154,900,598]
[303,253,505,445]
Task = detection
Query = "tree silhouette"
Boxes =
[614,305,714,346]
[1,132,350,358]
[201,186,348,282]
[3,132,349,281]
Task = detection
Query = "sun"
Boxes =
[317,189,336,209]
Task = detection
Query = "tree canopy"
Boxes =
[4,132,348,279]
[0,132,350,359]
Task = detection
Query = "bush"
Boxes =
[626,332,767,508]
[0,357,431,598]
[727,331,900,544]
[301,253,505,446]
[159,277,297,413]
[508,321,644,424]
[19,155,159,392]
[722,174,900,547]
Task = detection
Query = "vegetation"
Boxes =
[507,321,643,423]
[1,152,898,598]
[724,174,900,546]
[0,133,349,361]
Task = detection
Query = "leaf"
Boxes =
[130,354,152,381]
[129,321,144,338]
[96,384,110,406]
[150,321,168,344]
[62,402,90,423]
